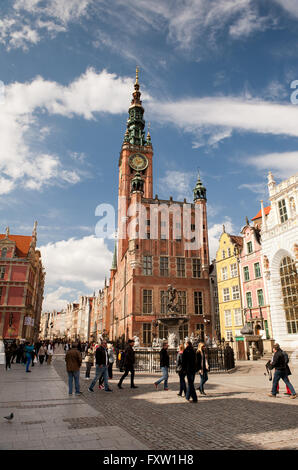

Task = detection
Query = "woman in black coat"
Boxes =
[182,340,197,403]
[196,342,209,395]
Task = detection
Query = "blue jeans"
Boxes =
[68,370,80,394]
[25,357,31,372]
[89,365,109,391]
[199,371,208,392]
[155,366,169,389]
[272,370,296,396]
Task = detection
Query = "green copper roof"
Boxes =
[124,68,150,147]
[193,173,207,201]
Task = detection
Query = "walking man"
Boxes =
[88,340,113,393]
[118,339,138,389]
[182,340,198,403]
[154,341,169,391]
[268,343,296,399]
[65,342,83,396]
[24,341,34,373]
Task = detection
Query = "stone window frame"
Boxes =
[160,256,169,276]
[0,266,5,279]
[257,289,264,307]
[247,241,253,254]
[224,310,232,327]
[142,289,153,314]
[221,266,228,281]
[230,263,238,278]
[254,262,261,279]
[232,284,240,300]
[246,291,252,308]
[223,287,230,302]
[194,291,203,314]
[142,323,152,346]
[160,290,168,314]
[234,308,242,326]
[192,258,201,278]
[243,266,250,281]
[278,199,288,224]
[177,290,187,314]
[143,255,152,276]
[176,257,186,277]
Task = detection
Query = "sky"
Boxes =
[0,0,298,312]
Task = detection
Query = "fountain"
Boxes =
[156,284,189,349]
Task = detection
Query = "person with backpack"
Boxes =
[268,343,296,399]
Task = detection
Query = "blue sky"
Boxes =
[0,0,298,311]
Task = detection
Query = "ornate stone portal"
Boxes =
[156,284,189,348]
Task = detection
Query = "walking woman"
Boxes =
[38,343,46,365]
[196,342,209,396]
[47,342,54,365]
[176,344,186,397]
[85,343,95,380]
[154,341,169,391]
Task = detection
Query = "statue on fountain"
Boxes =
[133,335,140,348]
[168,332,178,349]
[167,284,181,315]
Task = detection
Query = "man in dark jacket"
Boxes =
[65,343,82,396]
[88,341,112,392]
[154,342,170,391]
[268,343,296,399]
[182,340,198,403]
[118,339,138,389]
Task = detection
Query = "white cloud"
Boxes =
[43,286,78,312]
[208,217,235,260]
[0,68,137,195]
[273,0,298,18]
[158,170,195,201]
[245,152,298,179]
[151,96,298,139]
[238,182,267,196]
[39,235,113,291]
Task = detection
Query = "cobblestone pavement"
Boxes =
[53,356,298,451]
[0,355,147,450]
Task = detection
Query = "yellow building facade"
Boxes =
[216,229,244,341]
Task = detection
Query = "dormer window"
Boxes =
[278,199,288,224]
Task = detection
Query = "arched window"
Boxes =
[280,256,298,334]
[1,248,7,258]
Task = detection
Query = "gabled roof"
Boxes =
[251,206,271,221]
[229,235,243,248]
[0,234,32,258]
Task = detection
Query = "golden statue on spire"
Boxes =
[135,66,139,84]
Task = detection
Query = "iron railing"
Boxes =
[116,346,235,374]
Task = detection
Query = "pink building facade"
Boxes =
[239,222,273,340]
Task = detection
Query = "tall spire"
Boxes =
[124,67,147,147]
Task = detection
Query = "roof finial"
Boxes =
[5,227,9,238]
[135,66,139,85]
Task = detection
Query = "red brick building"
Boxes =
[0,223,45,342]
[94,71,212,346]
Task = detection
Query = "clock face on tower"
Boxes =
[129,153,148,171]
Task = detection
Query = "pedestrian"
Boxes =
[88,340,113,393]
[24,342,34,373]
[10,341,17,364]
[154,341,169,391]
[65,343,83,396]
[31,346,36,367]
[118,339,138,389]
[47,342,54,365]
[107,343,115,379]
[176,344,186,397]
[5,343,13,371]
[84,343,95,380]
[268,343,296,399]
[196,342,209,395]
[182,340,198,403]
[38,344,46,365]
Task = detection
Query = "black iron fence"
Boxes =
[116,346,235,374]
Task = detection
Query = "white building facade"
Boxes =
[261,172,298,351]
